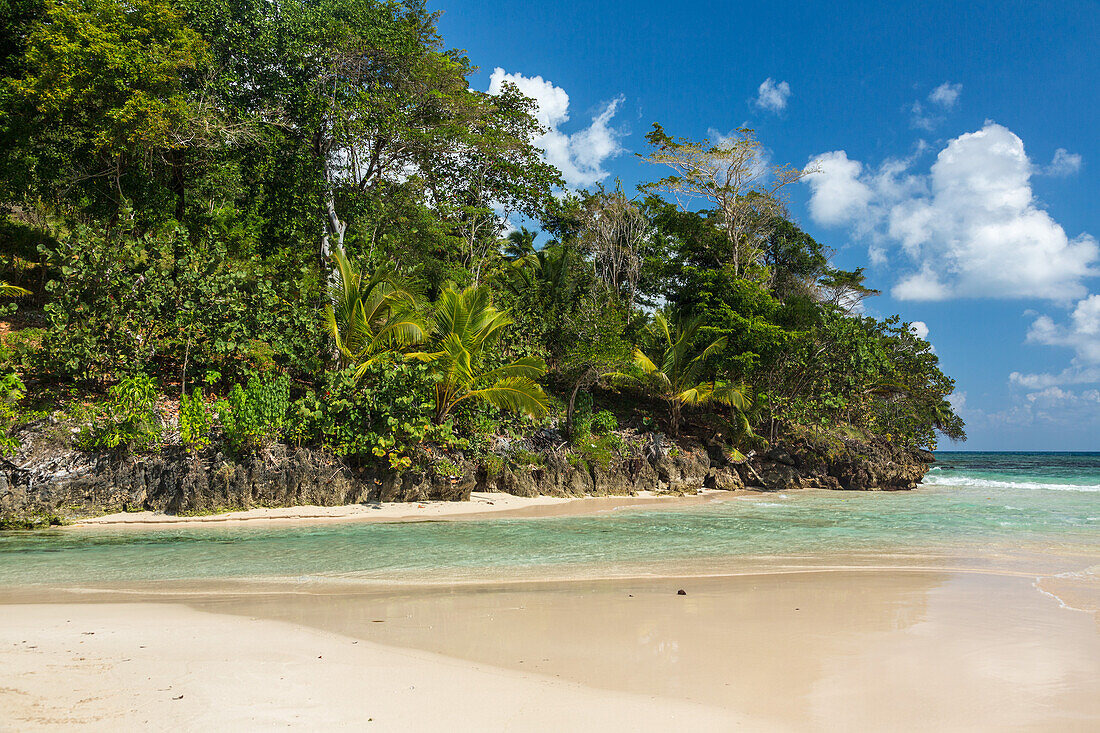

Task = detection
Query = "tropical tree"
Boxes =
[409,284,548,423]
[640,124,811,278]
[324,247,426,381]
[625,312,751,437]
[502,226,538,260]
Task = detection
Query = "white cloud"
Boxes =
[928,82,962,109]
[804,151,874,227]
[805,122,1099,301]
[754,78,791,113]
[909,320,930,340]
[1008,295,1100,388]
[948,391,966,410]
[1026,294,1100,361]
[487,68,624,188]
[1043,148,1083,177]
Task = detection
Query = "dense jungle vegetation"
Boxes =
[0,0,964,470]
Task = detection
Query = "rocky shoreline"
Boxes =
[0,423,933,527]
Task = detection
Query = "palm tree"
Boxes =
[501,227,538,261]
[0,281,30,297]
[324,247,426,381]
[495,244,573,306]
[409,284,548,423]
[623,312,751,437]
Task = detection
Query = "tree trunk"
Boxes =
[669,400,681,438]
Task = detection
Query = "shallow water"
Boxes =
[1,452,1096,586]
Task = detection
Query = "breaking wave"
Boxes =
[922,474,1100,493]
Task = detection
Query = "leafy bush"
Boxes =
[36,215,323,385]
[0,328,44,373]
[432,457,462,478]
[591,410,618,436]
[78,374,162,451]
[179,388,211,450]
[484,453,504,477]
[0,371,26,455]
[572,435,613,471]
[216,374,290,453]
[509,448,544,467]
[287,360,458,467]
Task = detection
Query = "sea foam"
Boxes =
[922,474,1100,492]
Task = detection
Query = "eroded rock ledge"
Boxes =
[1,424,932,526]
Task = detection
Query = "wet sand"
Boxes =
[3,566,1098,731]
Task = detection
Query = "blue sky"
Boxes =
[435,0,1100,450]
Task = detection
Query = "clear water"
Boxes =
[1,452,1096,586]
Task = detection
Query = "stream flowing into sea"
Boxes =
[1,452,1097,587]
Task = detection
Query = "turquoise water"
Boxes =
[1,452,1097,586]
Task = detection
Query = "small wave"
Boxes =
[922,474,1100,492]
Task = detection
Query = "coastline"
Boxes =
[68,488,752,528]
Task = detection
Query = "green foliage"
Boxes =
[591,410,618,436]
[287,360,455,465]
[324,247,426,379]
[410,284,548,422]
[0,327,43,373]
[215,374,289,453]
[0,370,25,455]
[509,448,545,467]
[432,457,462,478]
[78,373,161,451]
[179,388,210,450]
[622,312,752,437]
[0,0,965,462]
[12,0,209,214]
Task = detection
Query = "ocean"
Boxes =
[1,452,1097,586]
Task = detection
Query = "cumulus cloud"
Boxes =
[928,82,962,108]
[1008,294,1100,389]
[909,321,930,340]
[805,122,1099,301]
[754,78,791,113]
[1042,148,1083,177]
[487,68,624,188]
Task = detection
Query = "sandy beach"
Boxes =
[71,489,749,528]
[3,566,1098,732]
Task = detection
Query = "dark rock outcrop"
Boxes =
[738,431,932,492]
[0,422,931,526]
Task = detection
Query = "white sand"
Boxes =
[0,602,755,732]
[72,489,743,527]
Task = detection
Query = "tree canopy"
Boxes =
[0,0,964,465]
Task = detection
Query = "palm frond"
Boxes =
[461,377,548,417]
[0,282,31,298]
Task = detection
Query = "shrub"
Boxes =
[432,457,462,478]
[0,328,44,373]
[0,371,25,455]
[591,410,618,436]
[216,374,290,453]
[179,388,211,450]
[287,360,458,467]
[573,435,613,471]
[78,374,161,451]
[510,448,544,467]
[484,453,504,477]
